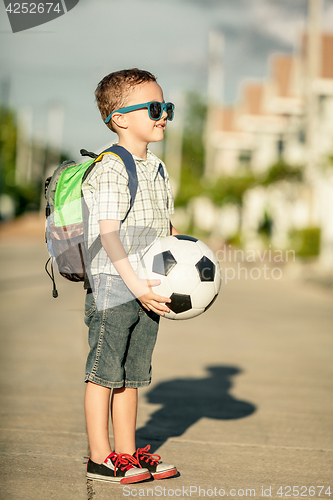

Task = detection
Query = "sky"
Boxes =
[0,0,333,159]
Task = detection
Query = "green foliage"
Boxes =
[261,161,303,185]
[225,231,241,246]
[6,182,41,213]
[290,227,321,257]
[175,170,257,208]
[0,106,72,217]
[0,107,42,215]
[326,154,333,168]
[175,148,302,209]
[0,107,17,195]
[175,167,204,207]
[208,174,256,205]
[175,92,206,207]
[258,211,273,238]
[181,91,207,179]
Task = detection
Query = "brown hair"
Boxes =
[95,68,157,132]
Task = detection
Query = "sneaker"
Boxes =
[134,445,178,480]
[86,451,151,484]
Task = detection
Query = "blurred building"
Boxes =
[181,23,333,269]
[208,32,333,177]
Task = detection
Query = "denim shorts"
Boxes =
[84,274,160,388]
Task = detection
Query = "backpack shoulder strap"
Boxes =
[82,145,138,219]
[98,145,138,220]
[83,145,139,270]
[158,162,165,180]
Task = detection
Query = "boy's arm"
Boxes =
[170,223,179,236]
[99,219,171,316]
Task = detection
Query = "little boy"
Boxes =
[82,69,179,484]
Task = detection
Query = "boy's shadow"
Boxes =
[136,365,256,453]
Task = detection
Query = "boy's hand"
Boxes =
[133,279,171,316]
[99,220,171,315]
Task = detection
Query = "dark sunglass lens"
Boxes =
[149,102,162,119]
[166,103,174,120]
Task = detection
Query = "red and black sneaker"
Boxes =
[87,451,151,484]
[134,445,178,480]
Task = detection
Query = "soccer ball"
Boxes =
[137,235,221,320]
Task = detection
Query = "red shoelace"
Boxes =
[136,445,161,465]
[107,452,142,476]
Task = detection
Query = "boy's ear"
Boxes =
[112,113,128,130]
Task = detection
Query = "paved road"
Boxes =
[0,240,332,500]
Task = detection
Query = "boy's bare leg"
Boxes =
[85,381,112,463]
[111,387,137,455]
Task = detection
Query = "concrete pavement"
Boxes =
[0,234,332,500]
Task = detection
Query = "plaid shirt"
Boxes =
[81,147,174,276]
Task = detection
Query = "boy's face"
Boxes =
[116,81,168,145]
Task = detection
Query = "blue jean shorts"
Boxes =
[84,274,160,389]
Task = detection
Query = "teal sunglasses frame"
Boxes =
[104,101,175,124]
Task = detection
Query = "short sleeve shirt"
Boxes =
[81,147,174,276]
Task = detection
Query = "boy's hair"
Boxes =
[95,68,157,132]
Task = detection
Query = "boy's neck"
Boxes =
[117,138,148,160]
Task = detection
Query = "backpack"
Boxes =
[44,145,143,297]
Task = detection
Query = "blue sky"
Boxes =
[0,0,332,158]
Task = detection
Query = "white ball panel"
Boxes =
[157,235,179,253]
[195,239,219,264]
[167,263,201,295]
[170,239,203,264]
[164,309,177,320]
[214,265,222,294]
[152,278,173,299]
[165,307,205,320]
[191,282,217,309]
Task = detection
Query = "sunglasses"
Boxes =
[105,101,175,124]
